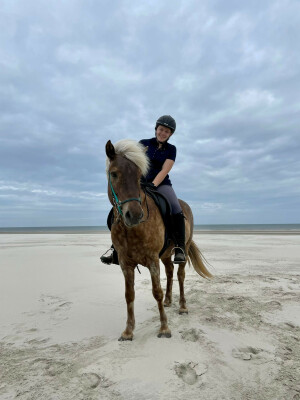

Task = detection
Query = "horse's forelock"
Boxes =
[106,139,149,177]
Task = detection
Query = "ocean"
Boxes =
[0,224,300,234]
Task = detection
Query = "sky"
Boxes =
[0,0,299,227]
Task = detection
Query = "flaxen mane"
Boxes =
[106,139,149,177]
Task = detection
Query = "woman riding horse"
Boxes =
[101,115,186,265]
[104,136,211,339]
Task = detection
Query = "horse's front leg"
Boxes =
[149,261,171,338]
[119,265,135,341]
[161,257,174,307]
[178,262,188,314]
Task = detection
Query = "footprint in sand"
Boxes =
[38,295,72,323]
[31,358,67,376]
[45,361,67,377]
[80,373,101,389]
[232,346,261,361]
[265,300,282,310]
[180,328,204,342]
[79,373,113,389]
[174,362,207,385]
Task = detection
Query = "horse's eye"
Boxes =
[111,172,118,179]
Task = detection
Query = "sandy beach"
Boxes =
[0,232,299,400]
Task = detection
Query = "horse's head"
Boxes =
[106,140,148,228]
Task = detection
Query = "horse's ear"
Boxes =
[106,140,116,160]
[143,146,148,153]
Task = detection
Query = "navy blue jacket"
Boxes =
[139,137,177,186]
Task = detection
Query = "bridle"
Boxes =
[109,172,141,216]
[109,172,149,223]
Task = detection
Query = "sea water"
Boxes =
[1,224,300,234]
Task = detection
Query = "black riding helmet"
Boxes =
[155,115,176,133]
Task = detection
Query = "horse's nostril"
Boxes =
[124,209,143,225]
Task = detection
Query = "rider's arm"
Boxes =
[152,159,175,187]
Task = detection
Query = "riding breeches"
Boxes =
[156,184,182,214]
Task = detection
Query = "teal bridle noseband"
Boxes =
[109,172,142,217]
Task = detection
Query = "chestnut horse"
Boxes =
[105,139,212,341]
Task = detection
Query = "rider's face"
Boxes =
[156,125,173,143]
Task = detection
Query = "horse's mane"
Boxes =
[106,139,149,176]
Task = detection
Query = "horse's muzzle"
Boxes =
[123,208,144,227]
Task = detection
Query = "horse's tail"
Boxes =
[187,240,213,279]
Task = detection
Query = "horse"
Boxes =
[105,139,212,341]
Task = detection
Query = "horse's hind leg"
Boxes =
[119,265,135,341]
[161,257,174,307]
[149,262,171,338]
[178,262,188,314]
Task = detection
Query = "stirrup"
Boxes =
[172,246,186,264]
[100,247,114,265]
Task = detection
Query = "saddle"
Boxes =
[107,182,174,257]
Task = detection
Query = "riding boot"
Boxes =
[172,212,186,264]
[100,244,119,265]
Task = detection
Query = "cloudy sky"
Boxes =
[1,0,299,227]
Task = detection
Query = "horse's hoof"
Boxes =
[164,302,172,307]
[118,335,133,341]
[157,331,172,338]
[179,309,188,315]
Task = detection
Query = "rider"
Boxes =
[101,115,186,264]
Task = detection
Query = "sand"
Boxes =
[0,233,299,400]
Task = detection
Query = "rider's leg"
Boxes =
[100,208,119,265]
[155,185,186,263]
[100,244,119,265]
[171,211,186,263]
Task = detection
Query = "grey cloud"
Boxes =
[0,0,299,226]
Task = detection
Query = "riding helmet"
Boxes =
[155,115,176,133]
